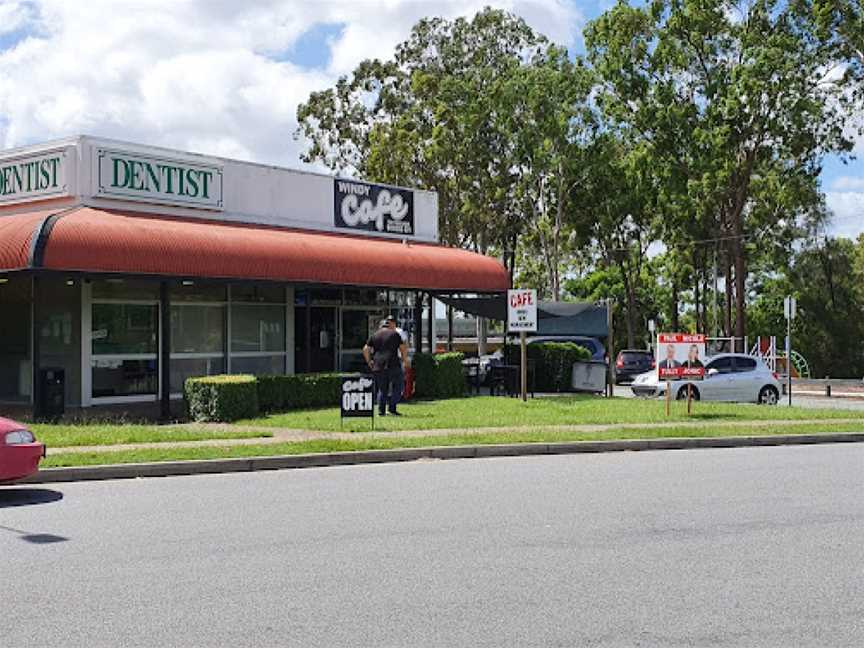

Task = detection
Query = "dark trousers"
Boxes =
[374,367,402,414]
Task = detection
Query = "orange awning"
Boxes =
[1,206,509,292]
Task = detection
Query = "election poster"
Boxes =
[656,333,706,381]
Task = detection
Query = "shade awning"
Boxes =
[1,206,509,292]
[437,294,609,337]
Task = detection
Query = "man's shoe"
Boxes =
[388,411,402,416]
[378,411,386,416]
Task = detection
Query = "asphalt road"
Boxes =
[2,445,863,647]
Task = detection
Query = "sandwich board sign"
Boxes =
[340,375,374,425]
[507,289,537,333]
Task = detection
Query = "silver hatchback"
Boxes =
[631,353,782,404]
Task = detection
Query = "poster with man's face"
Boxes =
[656,333,706,380]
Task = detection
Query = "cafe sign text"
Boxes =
[97,149,223,210]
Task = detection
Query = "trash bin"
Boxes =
[38,367,65,421]
[571,361,607,393]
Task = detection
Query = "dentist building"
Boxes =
[0,136,508,417]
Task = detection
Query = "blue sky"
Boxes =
[0,0,860,238]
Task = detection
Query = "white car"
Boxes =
[631,354,782,404]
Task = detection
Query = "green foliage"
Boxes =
[257,373,344,412]
[527,342,592,392]
[413,352,466,399]
[185,375,259,423]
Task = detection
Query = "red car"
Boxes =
[0,417,46,484]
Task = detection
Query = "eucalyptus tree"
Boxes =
[295,9,549,261]
[585,0,856,345]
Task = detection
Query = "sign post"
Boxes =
[784,296,797,407]
[507,289,537,402]
[340,374,375,429]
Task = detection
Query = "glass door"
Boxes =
[309,307,337,372]
[339,307,386,372]
[91,302,159,399]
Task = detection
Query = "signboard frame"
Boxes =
[507,289,538,334]
[340,374,375,426]
[334,178,415,236]
[95,148,224,211]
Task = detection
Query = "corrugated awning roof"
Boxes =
[0,206,509,293]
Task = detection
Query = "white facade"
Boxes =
[0,135,439,242]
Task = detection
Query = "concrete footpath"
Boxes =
[23,418,864,484]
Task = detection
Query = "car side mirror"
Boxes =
[707,368,719,376]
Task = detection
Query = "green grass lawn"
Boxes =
[237,395,861,432]
[31,424,272,448]
[41,420,864,468]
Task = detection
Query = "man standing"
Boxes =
[363,316,409,416]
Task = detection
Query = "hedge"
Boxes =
[526,342,592,392]
[185,375,259,422]
[256,373,343,412]
[414,352,465,399]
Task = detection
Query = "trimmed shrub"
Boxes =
[527,342,592,392]
[257,373,344,412]
[185,375,259,422]
[413,352,465,399]
[412,353,437,399]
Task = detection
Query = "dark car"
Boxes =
[615,349,654,384]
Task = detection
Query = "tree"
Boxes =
[296,9,549,264]
[585,0,856,347]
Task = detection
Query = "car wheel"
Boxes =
[676,385,700,401]
[758,386,779,405]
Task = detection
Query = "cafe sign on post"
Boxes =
[508,289,537,402]
[507,289,538,333]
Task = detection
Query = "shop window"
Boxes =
[172,283,227,303]
[171,305,224,354]
[343,288,381,306]
[92,304,158,355]
[92,358,158,398]
[230,304,285,353]
[231,284,285,304]
[170,357,225,393]
[0,276,32,403]
[231,356,286,375]
[92,279,159,300]
[309,287,342,304]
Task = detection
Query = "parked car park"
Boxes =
[0,417,45,484]
[631,353,782,404]
[615,349,655,384]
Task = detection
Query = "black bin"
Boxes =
[38,368,65,421]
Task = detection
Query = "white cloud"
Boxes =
[825,191,864,239]
[831,175,864,192]
[0,0,582,168]
[0,1,33,36]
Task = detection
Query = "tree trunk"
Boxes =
[731,230,746,353]
[694,274,701,333]
[671,277,680,331]
[724,248,733,339]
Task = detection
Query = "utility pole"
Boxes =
[784,296,796,407]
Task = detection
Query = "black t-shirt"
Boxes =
[366,328,403,371]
